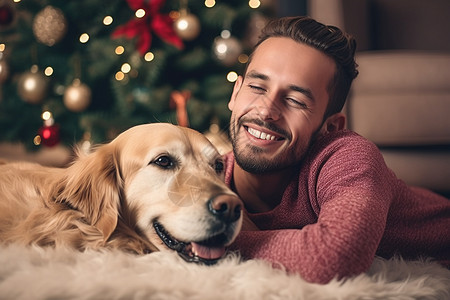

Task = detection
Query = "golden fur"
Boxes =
[0,123,242,259]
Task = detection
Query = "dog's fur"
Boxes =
[0,123,242,259]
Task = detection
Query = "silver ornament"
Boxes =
[33,6,68,46]
[174,13,201,41]
[17,66,49,104]
[212,31,242,66]
[64,79,91,112]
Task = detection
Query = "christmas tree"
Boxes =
[0,0,275,151]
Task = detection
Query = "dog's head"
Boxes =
[55,123,242,264]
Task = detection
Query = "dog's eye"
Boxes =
[153,155,175,169]
[214,160,224,174]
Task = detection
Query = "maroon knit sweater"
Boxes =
[225,130,450,284]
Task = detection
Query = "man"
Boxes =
[225,16,450,284]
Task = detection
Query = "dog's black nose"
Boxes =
[208,194,242,223]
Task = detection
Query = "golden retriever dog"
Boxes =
[0,123,242,264]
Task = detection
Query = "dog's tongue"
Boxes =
[191,242,226,260]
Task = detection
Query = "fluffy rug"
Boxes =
[0,245,449,300]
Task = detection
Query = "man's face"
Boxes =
[228,37,336,174]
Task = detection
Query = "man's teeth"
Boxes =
[247,127,277,141]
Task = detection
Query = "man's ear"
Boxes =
[228,75,243,111]
[319,112,346,135]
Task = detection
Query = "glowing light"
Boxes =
[34,135,41,145]
[13,0,21,2]
[115,46,125,55]
[135,9,146,18]
[221,30,231,39]
[42,111,52,121]
[42,128,51,139]
[177,19,189,30]
[216,44,227,54]
[249,0,260,9]
[24,77,37,91]
[144,52,155,61]
[227,71,238,82]
[0,44,5,52]
[238,54,249,64]
[79,33,90,43]
[205,0,215,8]
[115,71,125,81]
[44,66,53,76]
[121,63,131,74]
[103,16,113,25]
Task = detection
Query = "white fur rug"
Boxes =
[0,245,449,300]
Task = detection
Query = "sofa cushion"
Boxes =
[349,93,450,145]
[347,51,450,146]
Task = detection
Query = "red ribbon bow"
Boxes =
[112,0,183,55]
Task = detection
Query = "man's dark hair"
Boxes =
[248,16,358,120]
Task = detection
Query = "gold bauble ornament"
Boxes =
[212,30,242,66]
[174,13,201,41]
[63,79,92,112]
[17,66,49,104]
[32,6,68,46]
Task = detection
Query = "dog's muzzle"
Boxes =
[153,193,243,265]
[153,221,229,265]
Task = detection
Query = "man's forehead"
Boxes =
[244,36,335,110]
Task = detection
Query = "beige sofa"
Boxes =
[308,0,450,195]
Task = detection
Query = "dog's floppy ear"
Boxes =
[53,144,122,242]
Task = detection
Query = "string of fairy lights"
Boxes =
[0,0,265,148]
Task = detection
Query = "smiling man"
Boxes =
[224,16,450,284]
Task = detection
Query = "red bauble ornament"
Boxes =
[38,124,60,147]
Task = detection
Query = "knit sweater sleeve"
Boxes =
[227,132,397,284]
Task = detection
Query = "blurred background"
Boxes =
[0,0,305,155]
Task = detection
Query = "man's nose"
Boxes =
[255,98,282,121]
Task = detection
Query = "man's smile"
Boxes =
[237,117,290,143]
[245,126,282,141]
[241,123,288,148]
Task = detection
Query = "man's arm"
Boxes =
[229,134,395,284]
[230,190,389,284]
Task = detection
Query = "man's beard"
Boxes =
[229,116,318,174]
